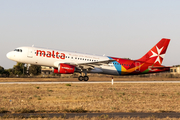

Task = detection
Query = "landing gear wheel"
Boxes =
[84,76,89,81]
[78,76,84,81]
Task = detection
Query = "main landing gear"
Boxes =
[78,76,89,81]
[78,71,89,81]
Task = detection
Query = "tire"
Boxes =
[84,76,89,81]
[78,76,84,81]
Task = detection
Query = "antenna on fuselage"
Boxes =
[32,45,34,47]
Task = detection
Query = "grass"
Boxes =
[1,79,180,115]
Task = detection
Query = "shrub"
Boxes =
[66,84,71,86]
[63,107,87,113]
[0,108,9,113]
[36,86,40,89]
[15,108,36,113]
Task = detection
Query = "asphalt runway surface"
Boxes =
[1,81,180,84]
[1,112,180,118]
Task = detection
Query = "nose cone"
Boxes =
[6,51,20,62]
[6,52,12,60]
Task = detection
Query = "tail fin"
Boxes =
[137,38,170,65]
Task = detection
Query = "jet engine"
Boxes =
[53,63,75,74]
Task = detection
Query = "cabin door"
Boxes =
[27,49,33,58]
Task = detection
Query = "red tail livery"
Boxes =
[138,38,170,65]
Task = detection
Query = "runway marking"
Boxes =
[1,81,180,84]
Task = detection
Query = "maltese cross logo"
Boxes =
[150,46,165,64]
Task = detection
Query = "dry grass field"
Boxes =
[0,82,180,113]
[1,78,180,119]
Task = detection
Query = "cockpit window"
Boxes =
[14,49,22,52]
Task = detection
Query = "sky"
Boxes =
[0,0,180,69]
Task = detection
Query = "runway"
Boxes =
[1,81,180,84]
[1,112,180,118]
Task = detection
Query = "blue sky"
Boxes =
[0,0,180,69]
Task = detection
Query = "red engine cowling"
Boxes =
[53,63,75,74]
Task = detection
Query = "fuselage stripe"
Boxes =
[108,57,121,75]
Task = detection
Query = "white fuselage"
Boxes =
[6,46,120,75]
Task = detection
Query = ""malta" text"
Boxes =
[36,50,65,59]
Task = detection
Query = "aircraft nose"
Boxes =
[6,52,12,59]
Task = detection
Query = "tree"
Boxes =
[6,68,13,76]
[3,70,10,77]
[0,66,10,77]
[29,65,41,75]
[13,63,26,75]
[0,66,4,74]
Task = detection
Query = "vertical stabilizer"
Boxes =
[137,38,170,65]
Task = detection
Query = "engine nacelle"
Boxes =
[53,63,75,74]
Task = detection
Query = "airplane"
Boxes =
[6,38,171,81]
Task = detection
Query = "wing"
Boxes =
[65,59,116,70]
